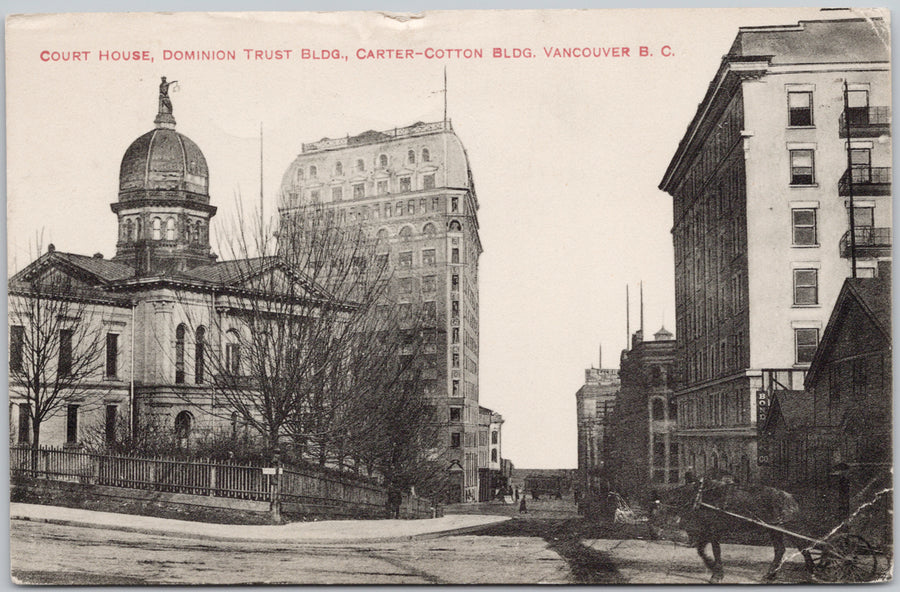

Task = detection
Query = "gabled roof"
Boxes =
[180,256,333,301]
[10,250,136,287]
[805,274,892,387]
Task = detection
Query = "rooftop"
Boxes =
[301,120,453,154]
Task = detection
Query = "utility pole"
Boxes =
[625,285,630,349]
[843,80,858,278]
[260,122,265,237]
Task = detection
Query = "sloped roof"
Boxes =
[805,273,892,386]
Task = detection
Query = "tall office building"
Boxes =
[659,17,890,483]
[279,120,485,500]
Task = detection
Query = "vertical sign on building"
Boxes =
[756,389,770,466]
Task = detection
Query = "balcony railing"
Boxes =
[838,167,891,196]
[840,227,892,259]
[839,106,891,137]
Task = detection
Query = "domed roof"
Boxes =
[119,127,209,197]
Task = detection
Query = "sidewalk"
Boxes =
[11,503,510,544]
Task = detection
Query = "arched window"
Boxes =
[491,449,497,462]
[125,220,134,242]
[152,218,162,240]
[334,161,343,175]
[296,167,304,183]
[175,411,192,448]
[379,154,388,168]
[356,159,365,172]
[309,165,317,178]
[225,329,241,376]
[491,431,498,444]
[195,326,206,384]
[448,220,462,232]
[422,148,430,162]
[165,217,176,240]
[651,398,665,421]
[399,226,413,241]
[423,223,437,237]
[376,228,389,241]
[175,324,186,384]
[135,218,143,240]
[407,149,415,164]
[192,221,200,243]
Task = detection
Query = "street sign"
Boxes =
[262,467,282,475]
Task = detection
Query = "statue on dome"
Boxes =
[158,76,178,115]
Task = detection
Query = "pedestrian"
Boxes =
[514,487,519,501]
[519,496,527,513]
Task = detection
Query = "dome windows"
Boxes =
[379,154,388,168]
[407,149,416,164]
[449,220,462,232]
[152,218,162,240]
[166,217,176,240]
[422,148,430,162]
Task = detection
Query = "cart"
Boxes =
[695,500,882,583]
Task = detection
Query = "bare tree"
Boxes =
[9,257,112,461]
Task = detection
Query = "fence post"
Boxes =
[209,463,216,497]
[91,453,100,485]
[270,450,282,524]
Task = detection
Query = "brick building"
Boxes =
[659,17,891,482]
[575,365,620,494]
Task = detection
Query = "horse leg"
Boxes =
[793,537,817,580]
[709,540,724,583]
[696,538,722,582]
[764,532,785,581]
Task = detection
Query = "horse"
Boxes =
[650,477,816,582]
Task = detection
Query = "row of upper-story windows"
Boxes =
[678,389,749,429]
[787,87,871,128]
[375,220,463,243]
[120,216,207,244]
[298,148,433,180]
[10,326,123,382]
[789,146,878,186]
[306,174,438,202]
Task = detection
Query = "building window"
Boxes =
[377,180,388,196]
[651,398,665,421]
[379,154,388,168]
[398,251,413,267]
[452,353,460,368]
[491,431,498,444]
[450,407,461,421]
[105,405,117,444]
[451,274,459,290]
[408,149,416,164]
[165,217,176,240]
[406,200,415,214]
[851,206,874,229]
[794,328,819,364]
[152,217,162,240]
[424,301,436,320]
[451,197,459,212]
[452,379,460,396]
[850,148,872,183]
[422,148,431,162]
[225,330,241,375]
[175,324,186,383]
[451,248,460,264]
[422,275,436,292]
[396,176,410,193]
[451,300,459,316]
[423,174,435,190]
[335,161,343,175]
[10,325,24,373]
[195,326,206,384]
[491,449,498,462]
[175,411,192,448]
[356,159,365,172]
[432,197,439,211]
[449,220,462,232]
[790,149,815,185]
[58,329,73,377]
[384,203,392,218]
[452,327,459,343]
[310,189,321,203]
[105,333,118,379]
[450,432,461,448]
[793,269,818,305]
[309,165,317,178]
[400,277,414,294]
[66,404,79,444]
[846,89,870,124]
[792,208,817,245]
[423,249,436,266]
[353,184,365,199]
[787,91,813,126]
[332,186,343,202]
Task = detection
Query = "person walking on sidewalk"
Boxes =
[518,496,527,514]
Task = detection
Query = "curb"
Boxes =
[11,514,510,545]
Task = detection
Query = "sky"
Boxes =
[6,7,858,468]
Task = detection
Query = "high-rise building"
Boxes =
[575,364,619,495]
[279,120,485,499]
[659,17,891,483]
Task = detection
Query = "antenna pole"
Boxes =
[626,285,630,349]
[260,122,265,237]
[640,281,644,335]
[843,80,857,278]
[443,66,448,123]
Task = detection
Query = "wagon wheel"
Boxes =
[814,534,879,583]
